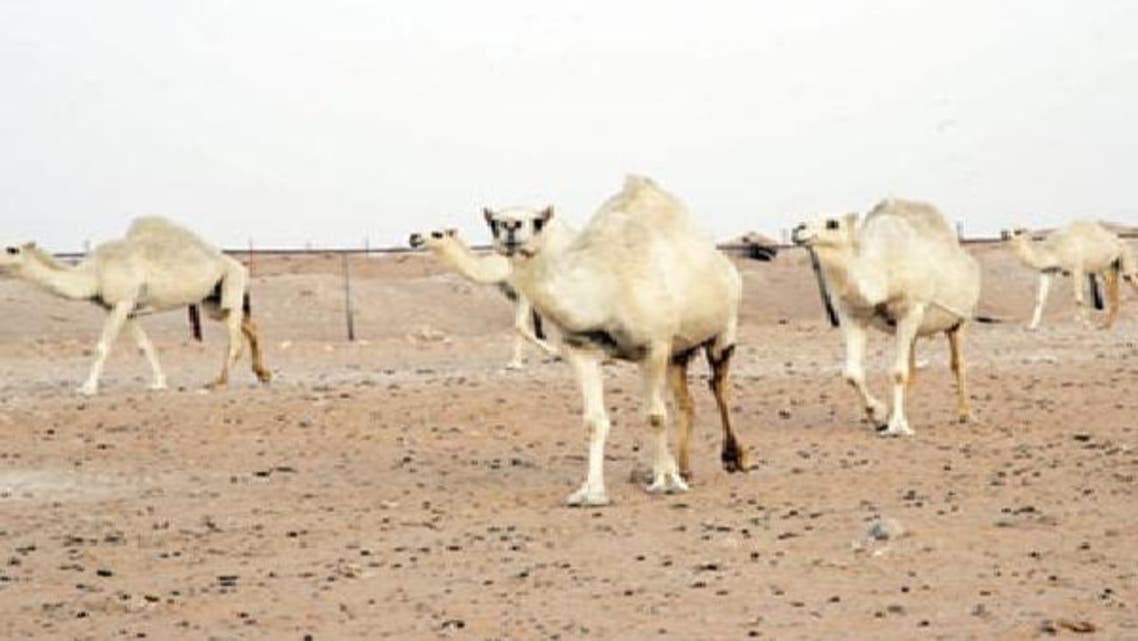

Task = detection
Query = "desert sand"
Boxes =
[0,243,1135,640]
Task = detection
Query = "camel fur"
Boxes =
[408,228,558,368]
[793,199,980,436]
[484,175,752,506]
[0,217,271,394]
[1002,221,1138,330]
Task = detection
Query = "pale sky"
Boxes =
[2,1,1136,251]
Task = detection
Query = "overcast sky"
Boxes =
[2,1,1136,251]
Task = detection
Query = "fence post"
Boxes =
[807,248,840,328]
[342,252,356,341]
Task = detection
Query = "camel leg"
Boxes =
[126,319,166,391]
[706,339,752,474]
[1101,269,1120,330]
[642,344,687,494]
[1071,267,1091,327]
[241,315,272,383]
[946,324,971,423]
[507,298,557,369]
[79,302,132,395]
[208,308,245,389]
[842,321,888,429]
[1028,272,1052,331]
[882,305,925,437]
[668,352,696,482]
[907,338,918,391]
[564,348,611,507]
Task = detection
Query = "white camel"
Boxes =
[793,199,981,436]
[484,175,752,506]
[408,227,559,368]
[0,217,272,394]
[1002,221,1138,330]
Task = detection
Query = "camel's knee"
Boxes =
[889,366,908,387]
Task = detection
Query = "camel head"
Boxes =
[0,242,36,271]
[791,213,859,249]
[408,228,459,250]
[483,206,554,259]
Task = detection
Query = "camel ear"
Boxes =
[843,212,859,228]
[445,228,457,237]
[538,206,554,223]
[483,208,495,224]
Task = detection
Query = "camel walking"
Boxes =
[793,199,980,436]
[408,228,559,368]
[484,176,752,506]
[1,217,272,394]
[1002,221,1138,330]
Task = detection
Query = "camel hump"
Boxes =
[865,198,957,245]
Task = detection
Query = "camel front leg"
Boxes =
[667,353,696,482]
[1028,272,1052,331]
[946,324,971,423]
[706,340,752,474]
[841,320,888,429]
[126,319,166,391]
[565,348,611,507]
[882,305,925,437]
[506,298,557,369]
[642,344,687,495]
[79,302,133,395]
[1101,269,1120,330]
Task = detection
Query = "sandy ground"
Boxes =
[0,245,1136,640]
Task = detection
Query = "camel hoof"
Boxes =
[566,486,609,507]
[256,370,273,384]
[879,423,914,437]
[76,384,98,396]
[721,437,755,473]
[147,381,168,392]
[646,472,689,495]
[504,361,525,371]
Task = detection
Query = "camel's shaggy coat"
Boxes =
[484,175,751,506]
[1,217,271,394]
[794,199,980,436]
[1003,221,1138,330]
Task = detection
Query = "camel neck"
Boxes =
[1007,237,1052,271]
[811,245,859,302]
[430,240,509,285]
[15,250,99,300]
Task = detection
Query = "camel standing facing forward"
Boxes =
[0,217,271,394]
[484,176,752,506]
[408,228,559,368]
[1003,221,1138,330]
[793,199,981,436]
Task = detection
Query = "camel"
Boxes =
[1002,221,1138,330]
[0,217,272,395]
[793,199,981,436]
[483,175,752,506]
[408,228,558,368]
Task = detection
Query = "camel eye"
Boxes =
[533,218,545,233]
[430,231,443,239]
[825,219,839,230]
[5,246,18,255]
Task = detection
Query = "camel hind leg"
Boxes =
[946,324,971,423]
[240,292,272,383]
[705,337,752,473]
[126,319,166,390]
[1101,269,1120,330]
